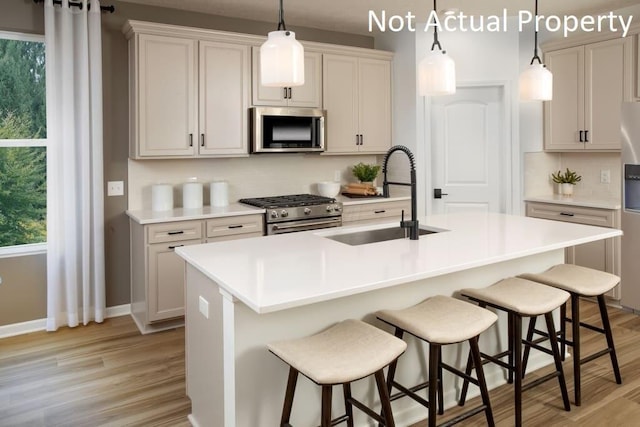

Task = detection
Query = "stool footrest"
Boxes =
[581,348,613,365]
[439,405,488,427]
[441,362,479,387]
[347,397,386,425]
[480,352,511,370]
[522,340,553,357]
[580,321,605,334]
[389,380,432,408]
[521,371,562,392]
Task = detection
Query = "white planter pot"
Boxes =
[561,183,574,196]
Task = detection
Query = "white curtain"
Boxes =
[45,0,106,331]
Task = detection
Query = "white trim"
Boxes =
[0,139,47,147]
[0,304,132,339]
[0,242,47,258]
[0,30,44,43]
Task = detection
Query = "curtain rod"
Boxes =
[33,0,115,13]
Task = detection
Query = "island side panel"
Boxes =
[230,249,564,427]
[185,264,225,427]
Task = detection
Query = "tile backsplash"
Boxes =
[524,151,621,200]
[128,154,382,210]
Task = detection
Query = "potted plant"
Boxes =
[551,168,582,196]
[352,162,381,186]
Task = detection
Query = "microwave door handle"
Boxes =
[319,116,325,149]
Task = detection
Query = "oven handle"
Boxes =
[271,218,341,232]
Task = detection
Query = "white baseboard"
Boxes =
[0,303,132,339]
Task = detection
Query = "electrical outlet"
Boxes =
[334,170,342,182]
[199,296,209,319]
[600,170,611,184]
[107,181,124,196]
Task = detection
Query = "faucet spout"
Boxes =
[382,145,419,240]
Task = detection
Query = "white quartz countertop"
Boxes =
[338,195,410,205]
[176,212,622,314]
[524,194,621,210]
[126,203,265,224]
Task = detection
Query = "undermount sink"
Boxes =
[326,226,440,246]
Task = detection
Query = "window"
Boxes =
[0,31,46,255]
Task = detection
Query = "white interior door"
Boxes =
[430,86,506,214]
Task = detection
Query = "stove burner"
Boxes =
[239,194,336,209]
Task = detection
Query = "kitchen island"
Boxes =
[176,212,622,427]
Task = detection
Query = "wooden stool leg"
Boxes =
[521,316,537,378]
[508,314,515,384]
[571,293,581,406]
[343,382,354,427]
[375,369,396,427]
[560,303,567,360]
[428,343,440,427]
[437,346,444,415]
[469,335,495,427]
[597,294,622,385]
[321,385,333,427]
[281,367,298,426]
[544,311,571,411]
[513,314,523,427]
[458,349,473,406]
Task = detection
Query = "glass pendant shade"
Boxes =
[260,30,304,87]
[519,63,553,101]
[418,50,456,96]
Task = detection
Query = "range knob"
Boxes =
[304,207,312,215]
[270,210,279,219]
[280,210,289,218]
[326,205,333,212]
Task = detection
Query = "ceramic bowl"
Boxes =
[317,181,341,198]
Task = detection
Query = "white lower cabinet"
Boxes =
[525,202,621,299]
[342,199,411,225]
[130,214,264,333]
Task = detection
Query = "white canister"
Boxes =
[210,181,229,207]
[151,184,173,211]
[183,182,203,209]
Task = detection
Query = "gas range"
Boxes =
[239,194,343,235]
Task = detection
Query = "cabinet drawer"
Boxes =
[343,200,411,223]
[206,214,264,238]
[526,202,615,228]
[147,220,203,244]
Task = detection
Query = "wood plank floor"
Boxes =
[0,300,638,426]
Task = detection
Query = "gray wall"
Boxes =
[0,0,374,326]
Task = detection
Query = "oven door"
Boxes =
[267,217,342,235]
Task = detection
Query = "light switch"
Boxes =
[600,170,611,184]
[107,181,124,196]
[199,295,209,319]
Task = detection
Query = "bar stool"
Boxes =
[268,319,407,427]
[376,295,498,427]
[520,264,622,406]
[459,277,571,427]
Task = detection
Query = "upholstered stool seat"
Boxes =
[460,278,571,427]
[268,319,407,427]
[520,264,622,406]
[376,295,498,427]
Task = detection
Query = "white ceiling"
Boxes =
[118,0,640,35]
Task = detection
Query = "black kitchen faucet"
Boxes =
[382,145,419,240]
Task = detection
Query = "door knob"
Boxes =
[434,188,448,199]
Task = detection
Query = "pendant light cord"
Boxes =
[277,0,288,32]
[530,0,542,65]
[430,0,443,51]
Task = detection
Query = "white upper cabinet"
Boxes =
[251,48,322,108]
[134,34,197,158]
[544,37,633,151]
[199,41,250,156]
[323,54,391,154]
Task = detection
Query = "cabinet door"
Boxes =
[323,54,359,153]
[147,239,201,322]
[585,37,632,150]
[199,41,250,156]
[544,46,585,151]
[358,58,392,153]
[252,49,322,108]
[288,52,322,107]
[137,34,197,157]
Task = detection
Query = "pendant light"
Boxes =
[519,0,553,101]
[260,0,304,87]
[418,0,456,96]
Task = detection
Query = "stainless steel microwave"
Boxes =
[250,107,326,153]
